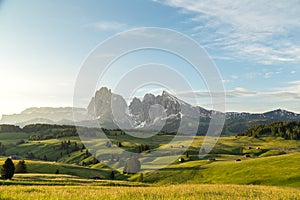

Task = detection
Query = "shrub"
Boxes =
[15,160,27,173]
[16,139,25,145]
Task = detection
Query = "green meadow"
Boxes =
[0,129,300,199]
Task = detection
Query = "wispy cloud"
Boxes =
[176,87,256,99]
[176,80,300,100]
[155,0,300,64]
[86,21,129,31]
[267,80,300,100]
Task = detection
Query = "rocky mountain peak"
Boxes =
[142,93,156,103]
[87,87,127,122]
[85,87,300,133]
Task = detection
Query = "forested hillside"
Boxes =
[238,121,300,140]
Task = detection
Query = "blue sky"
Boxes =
[0,0,299,117]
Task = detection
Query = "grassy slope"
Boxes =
[1,131,300,187]
[2,132,300,162]
[0,159,122,180]
[1,153,298,188]
[0,132,29,145]
[0,173,145,186]
[143,153,300,187]
[3,137,82,162]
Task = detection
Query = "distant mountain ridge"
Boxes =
[225,109,300,121]
[1,87,300,134]
[0,107,86,127]
[87,87,300,120]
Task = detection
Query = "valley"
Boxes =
[0,124,300,187]
[1,126,300,199]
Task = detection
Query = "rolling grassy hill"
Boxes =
[0,128,299,200]
[0,127,300,188]
[0,159,116,180]
[142,153,300,187]
[1,153,299,187]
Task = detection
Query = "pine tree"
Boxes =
[110,171,115,180]
[186,151,189,158]
[139,173,144,182]
[118,142,122,147]
[73,142,79,151]
[1,158,15,179]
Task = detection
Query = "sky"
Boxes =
[0,0,300,117]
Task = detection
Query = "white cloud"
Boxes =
[230,83,300,100]
[87,21,128,31]
[264,72,273,79]
[176,80,300,101]
[222,79,231,84]
[230,75,239,79]
[273,81,300,99]
[155,0,300,64]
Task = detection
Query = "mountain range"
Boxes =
[1,87,300,135]
[0,107,86,127]
[86,87,300,134]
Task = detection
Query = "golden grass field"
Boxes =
[0,184,299,200]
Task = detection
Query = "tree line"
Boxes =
[0,124,105,140]
[238,121,300,140]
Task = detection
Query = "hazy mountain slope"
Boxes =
[0,107,87,127]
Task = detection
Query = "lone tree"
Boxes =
[1,158,15,179]
[186,151,189,158]
[110,170,115,180]
[139,173,144,182]
[15,160,27,173]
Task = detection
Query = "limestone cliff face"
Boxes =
[86,87,300,133]
[129,97,144,122]
[87,87,209,130]
[87,87,127,125]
